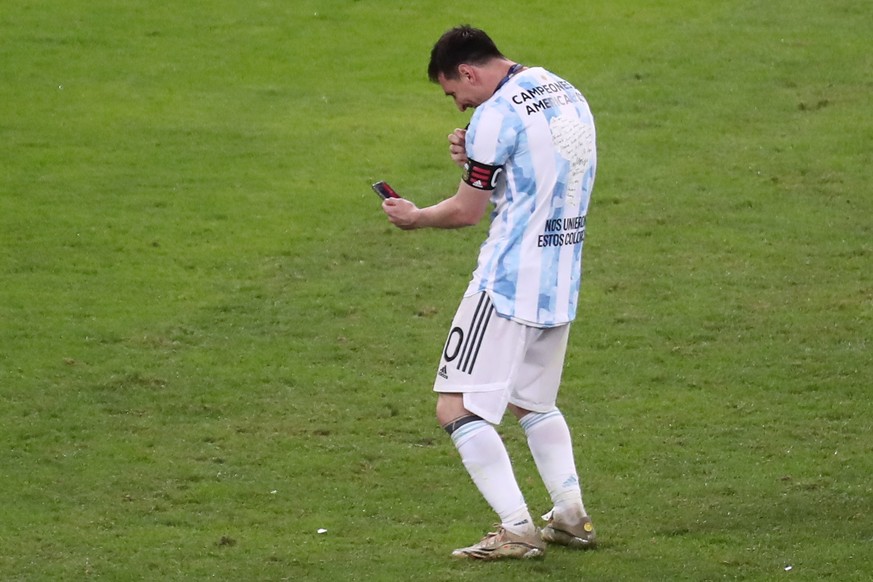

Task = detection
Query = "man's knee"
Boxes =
[435,392,471,428]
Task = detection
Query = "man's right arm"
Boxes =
[382,181,490,230]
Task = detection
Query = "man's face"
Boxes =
[438,70,484,112]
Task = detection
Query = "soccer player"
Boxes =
[382,25,598,560]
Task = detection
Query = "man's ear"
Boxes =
[457,63,476,82]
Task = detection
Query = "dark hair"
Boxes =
[428,25,504,82]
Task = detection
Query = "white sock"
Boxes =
[450,420,535,535]
[520,409,588,521]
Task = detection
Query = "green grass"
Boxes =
[1,0,871,579]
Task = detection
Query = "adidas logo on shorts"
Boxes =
[438,365,449,379]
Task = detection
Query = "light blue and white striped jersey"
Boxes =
[464,66,597,327]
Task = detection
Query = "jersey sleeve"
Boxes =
[464,102,520,189]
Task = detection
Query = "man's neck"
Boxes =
[494,62,525,94]
[487,59,519,91]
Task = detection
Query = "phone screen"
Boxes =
[372,181,400,200]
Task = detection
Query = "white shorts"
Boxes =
[433,292,570,424]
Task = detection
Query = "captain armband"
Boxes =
[463,159,504,191]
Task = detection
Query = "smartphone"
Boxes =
[372,181,400,200]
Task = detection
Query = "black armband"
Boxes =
[463,159,504,191]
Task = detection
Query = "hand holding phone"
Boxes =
[372,181,400,200]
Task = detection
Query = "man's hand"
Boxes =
[382,181,489,230]
[382,197,421,230]
[448,128,467,168]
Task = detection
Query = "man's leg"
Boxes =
[432,293,545,558]
[438,394,543,559]
[438,394,535,535]
[510,403,596,548]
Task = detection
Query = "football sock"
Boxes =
[520,409,588,521]
[449,418,535,535]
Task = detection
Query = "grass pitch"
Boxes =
[1,0,871,580]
